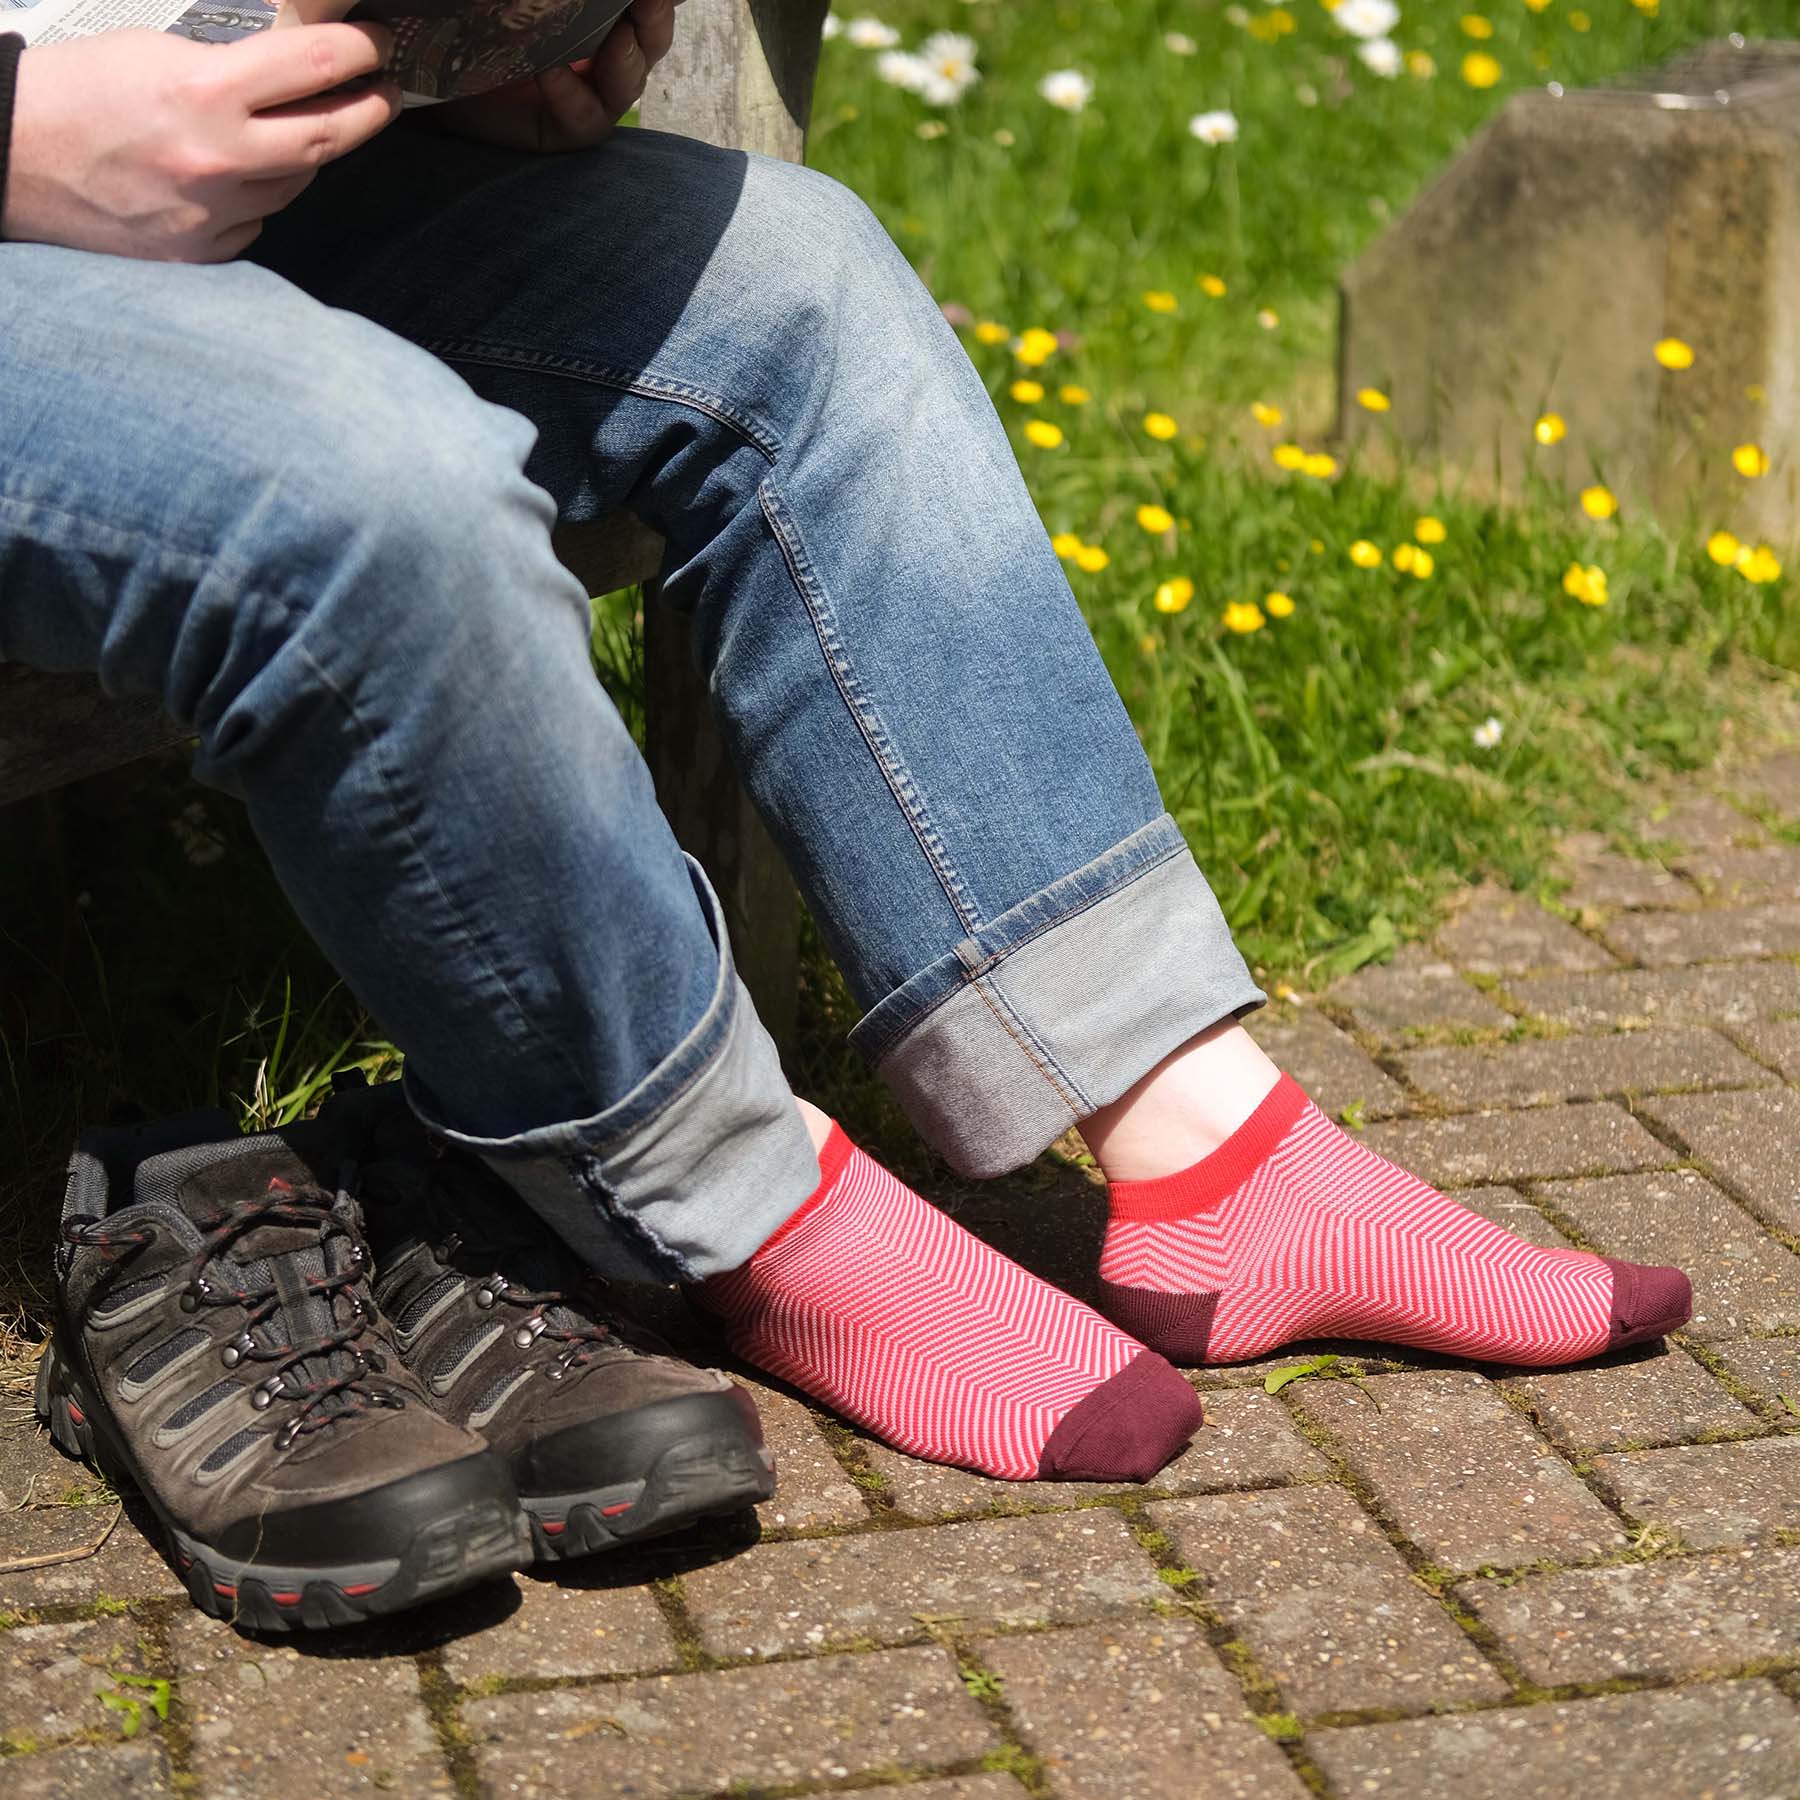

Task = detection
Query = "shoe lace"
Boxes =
[441,1228,620,1380]
[68,1180,402,1449]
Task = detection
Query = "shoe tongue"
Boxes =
[135,1137,338,1255]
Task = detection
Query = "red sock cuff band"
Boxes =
[1106,1073,1311,1223]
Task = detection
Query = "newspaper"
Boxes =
[5,0,636,101]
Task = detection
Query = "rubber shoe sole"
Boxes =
[36,1337,529,1631]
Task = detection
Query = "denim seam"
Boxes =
[966,973,1089,1118]
[0,491,258,595]
[418,339,784,464]
[756,474,984,934]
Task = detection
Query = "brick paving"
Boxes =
[0,747,1797,1798]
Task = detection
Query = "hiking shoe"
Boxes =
[37,1109,528,1631]
[328,1078,775,1560]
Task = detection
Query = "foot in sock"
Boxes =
[1097,1075,1692,1368]
[695,1123,1201,1481]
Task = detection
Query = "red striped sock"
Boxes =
[697,1124,1201,1481]
[1098,1075,1691,1368]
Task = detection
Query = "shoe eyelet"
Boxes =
[221,1344,240,1367]
[474,1284,496,1310]
[251,1384,275,1411]
[179,1291,199,1314]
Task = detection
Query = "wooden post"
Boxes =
[636,0,828,1054]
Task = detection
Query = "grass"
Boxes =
[3,0,1799,1320]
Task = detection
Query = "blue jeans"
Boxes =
[0,124,1262,1281]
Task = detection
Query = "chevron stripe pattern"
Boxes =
[1101,1076,1617,1366]
[699,1126,1141,1480]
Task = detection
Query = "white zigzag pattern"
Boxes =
[1100,1100,1614,1364]
[708,1146,1139,1479]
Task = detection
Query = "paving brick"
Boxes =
[1330,946,1513,1041]
[1357,1104,1671,1188]
[1507,1347,1759,1451]
[1708,1338,1800,1410]
[1557,839,1698,912]
[1603,901,1800,967]
[0,1615,148,1748]
[172,1612,447,1797]
[1290,1370,1624,1571]
[1459,1546,1800,1685]
[1643,794,1763,853]
[1,1743,173,1799]
[1593,1439,1800,1549]
[1677,843,1800,902]
[466,1645,995,1798]
[1309,1680,1800,1800]
[866,1388,1323,1519]
[1148,1486,1508,1716]
[1456,1186,1574,1248]
[1510,962,1800,1031]
[1243,1010,1406,1120]
[1538,1171,1800,1337]
[1731,751,1800,821]
[0,1410,108,1512]
[441,1574,677,1685]
[1434,888,1616,975]
[893,1779,1032,1800]
[683,1510,1165,1659]
[1737,1018,1800,1080]
[739,1380,871,1531]
[984,1618,1308,1799]
[0,1506,184,1615]
[1638,1088,1800,1235]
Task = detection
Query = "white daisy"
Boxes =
[916,30,981,105]
[1038,68,1094,111]
[1472,716,1505,749]
[1357,36,1402,76]
[1333,0,1401,39]
[876,48,928,90]
[846,15,901,49]
[822,12,843,39]
[1163,30,1197,53]
[1188,109,1240,145]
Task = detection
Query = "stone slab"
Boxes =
[1638,1089,1800,1235]
[1148,1486,1509,1716]
[1290,1370,1624,1572]
[441,1575,678,1685]
[1594,1438,1800,1550]
[1738,1018,1800,1080]
[1331,946,1512,1041]
[0,1743,173,1799]
[896,1780,1032,1800]
[683,1511,1165,1659]
[0,1497,183,1615]
[865,1388,1324,1520]
[740,1380,871,1532]
[983,1618,1308,1799]
[172,1612,447,1797]
[0,1410,109,1512]
[1310,1679,1800,1800]
[1603,901,1800,967]
[1509,962,1800,1031]
[1556,841,1698,912]
[1538,1172,1800,1338]
[1401,1028,1772,1112]
[1677,844,1800,902]
[1459,1547,1800,1686]
[0,1615,148,1748]
[1643,795,1763,854]
[1357,1104,1671,1188]
[1434,888,1615,975]
[1508,1347,1759,1451]
[1708,1338,1800,1412]
[1456,1186,1574,1249]
[466,1645,995,1798]
[1243,1010,1406,1120]
[1731,752,1800,821]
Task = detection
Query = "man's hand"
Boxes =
[427,0,680,153]
[3,25,399,262]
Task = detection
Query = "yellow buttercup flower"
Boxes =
[1523,0,1550,10]
[1154,577,1196,614]
[1406,49,1436,76]
[1349,540,1383,569]
[1059,385,1092,405]
[1461,12,1494,35]
[1139,632,1160,656]
[1051,532,1084,560]
[1733,443,1770,478]
[1653,337,1694,370]
[1250,401,1285,428]
[1414,516,1447,544]
[1462,52,1502,87]
[1010,379,1046,404]
[1357,387,1392,413]
[1264,591,1296,618]
[1024,419,1064,449]
[1074,543,1111,573]
[1706,530,1741,566]
[1144,412,1180,441]
[1310,538,1326,553]
[1198,274,1228,297]
[1736,544,1783,584]
[1409,549,1436,579]
[1562,562,1609,605]
[974,320,1011,345]
[1393,543,1419,573]
[1272,443,1308,471]
[1014,327,1061,367]
[1137,504,1176,534]
[1301,452,1339,479]
[1579,484,1617,520]
[1221,601,1266,634]
[1533,412,1567,446]
[1568,8,1590,27]
[1144,290,1179,314]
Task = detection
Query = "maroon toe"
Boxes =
[1036,1351,1202,1482]
[1605,1257,1693,1349]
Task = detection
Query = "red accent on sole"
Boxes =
[271,1592,301,1606]
[67,1403,85,1426]
[600,1502,634,1518]
[213,1583,237,1598]
[340,1582,380,1597]
[540,1520,566,1535]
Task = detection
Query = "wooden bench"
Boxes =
[0,0,828,1044]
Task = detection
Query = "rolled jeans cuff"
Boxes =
[848,814,1266,1178]
[408,855,819,1283]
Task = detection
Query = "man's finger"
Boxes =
[591,17,645,119]
[628,0,674,65]
[226,22,396,112]
[535,63,612,147]
[242,78,404,175]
